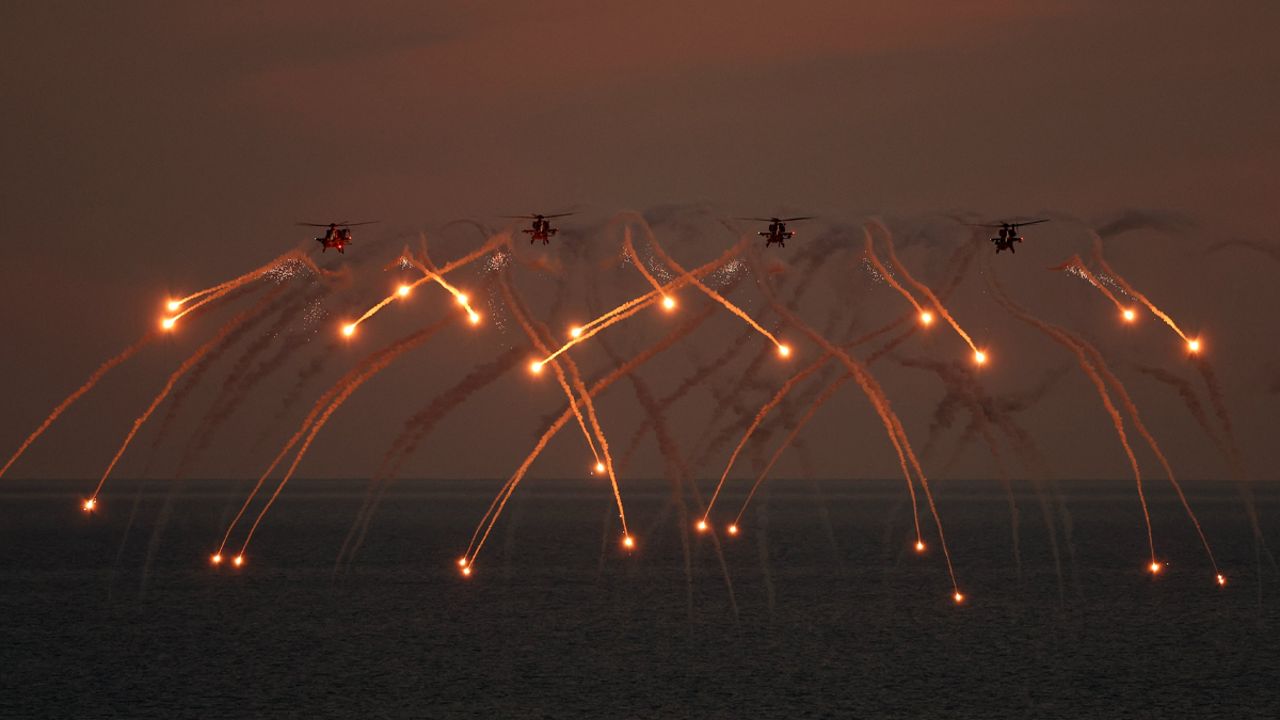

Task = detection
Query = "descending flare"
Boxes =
[81,498,96,512]
[210,553,223,565]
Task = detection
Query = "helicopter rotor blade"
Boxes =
[779,216,814,222]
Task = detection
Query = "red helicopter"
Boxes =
[298,221,379,254]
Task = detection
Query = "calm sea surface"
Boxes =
[2,478,1277,718]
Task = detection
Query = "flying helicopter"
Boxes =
[502,213,575,244]
[969,219,1050,254]
[740,216,813,248]
[298,221,379,254]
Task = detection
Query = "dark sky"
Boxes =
[3,1,1278,484]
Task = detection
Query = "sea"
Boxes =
[2,478,1277,719]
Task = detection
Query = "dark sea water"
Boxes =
[2,478,1277,719]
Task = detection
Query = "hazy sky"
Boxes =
[3,2,1278,484]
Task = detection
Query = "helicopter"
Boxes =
[970,219,1050,254]
[741,216,813,248]
[502,213,575,244]
[298,221,379,254]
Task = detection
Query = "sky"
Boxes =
[2,1,1278,485]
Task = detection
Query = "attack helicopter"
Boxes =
[298,221,379,254]
[969,219,1050,254]
[502,213,575,244]
[740,216,814,248]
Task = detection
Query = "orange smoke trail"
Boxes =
[735,374,848,524]
[873,223,983,359]
[740,244,951,587]
[463,273,729,568]
[163,250,306,327]
[701,354,832,522]
[985,265,1158,567]
[0,332,156,479]
[863,232,924,315]
[759,288,956,593]
[229,318,452,557]
[643,229,789,355]
[536,242,747,367]
[495,273,602,469]
[1057,254,1133,319]
[622,226,675,305]
[87,292,279,505]
[496,269,630,539]
[1091,236,1197,349]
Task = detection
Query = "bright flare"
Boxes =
[1216,573,1227,586]
[915,541,925,553]
[662,296,676,311]
[569,326,583,338]
[342,324,356,337]
[161,317,176,331]
[1149,561,1162,575]
[529,361,543,375]
[468,312,481,325]
[232,555,244,567]
[953,591,965,604]
[1187,338,1202,353]
[210,553,223,565]
[622,535,635,549]
[696,520,708,532]
[973,350,988,365]
[727,524,739,536]
[81,497,96,512]
[166,299,182,312]
[778,344,792,358]
[919,311,934,326]
[397,284,412,298]
[594,462,606,474]
[461,566,472,577]
[1122,308,1136,323]
[456,293,469,306]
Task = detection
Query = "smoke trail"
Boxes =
[746,248,961,597]
[985,263,1158,568]
[1090,235,1196,347]
[1,332,156,479]
[335,346,527,572]
[223,316,454,559]
[147,284,291,454]
[873,221,982,358]
[85,291,288,506]
[1204,239,1280,264]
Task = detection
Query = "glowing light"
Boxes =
[778,344,792,358]
[1187,338,1201,353]
[397,284,412,298]
[1122,308,1136,323]
[342,324,356,337]
[727,524,739,536]
[569,326,583,338]
[529,361,543,375]
[1216,573,1227,587]
[165,299,181,312]
[622,535,635,549]
[161,317,176,331]
[594,462,606,474]
[919,311,934,326]
[973,350,988,365]
[1149,561,1162,575]
[696,520,708,532]
[468,312,481,325]
[662,296,676,311]
[461,566,472,577]
[915,541,925,553]
[456,557,467,567]
[81,497,96,512]
[456,293,469,306]
[232,555,244,567]
[210,553,223,565]
[953,591,965,604]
